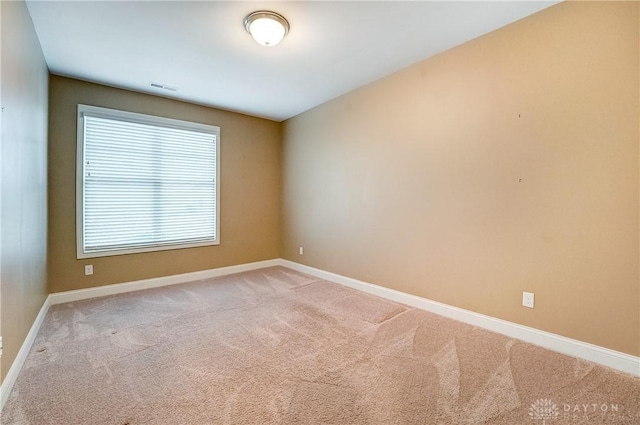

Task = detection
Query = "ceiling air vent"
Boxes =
[150,82,178,92]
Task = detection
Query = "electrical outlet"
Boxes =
[0,336,3,357]
[299,246,304,255]
[522,291,534,308]
[85,264,94,275]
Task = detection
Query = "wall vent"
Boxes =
[150,82,178,92]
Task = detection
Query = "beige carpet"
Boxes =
[2,266,639,424]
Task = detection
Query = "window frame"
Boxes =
[76,104,220,259]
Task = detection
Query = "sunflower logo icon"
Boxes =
[529,398,560,424]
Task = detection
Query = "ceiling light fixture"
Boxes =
[244,11,289,47]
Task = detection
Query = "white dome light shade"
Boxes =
[244,11,289,47]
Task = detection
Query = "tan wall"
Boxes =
[0,0,49,381]
[282,2,639,356]
[48,76,282,293]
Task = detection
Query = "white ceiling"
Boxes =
[26,1,559,122]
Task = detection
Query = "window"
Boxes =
[76,104,220,258]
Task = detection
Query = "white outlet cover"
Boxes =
[85,265,94,275]
[522,291,534,308]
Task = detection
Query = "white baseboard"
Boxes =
[280,259,640,377]
[48,259,281,305]
[0,295,51,412]
[2,257,637,415]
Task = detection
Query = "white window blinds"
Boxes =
[77,105,220,258]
